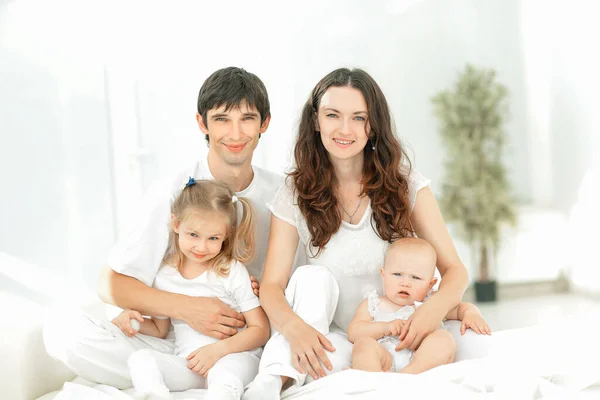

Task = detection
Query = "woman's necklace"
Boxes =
[339,196,363,224]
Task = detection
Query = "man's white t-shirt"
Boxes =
[153,261,261,357]
[107,157,288,285]
[267,167,431,332]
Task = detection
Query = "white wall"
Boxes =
[0,0,115,292]
[1,0,598,296]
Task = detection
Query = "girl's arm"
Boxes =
[138,317,171,339]
[214,306,270,356]
[347,299,389,342]
[111,309,171,339]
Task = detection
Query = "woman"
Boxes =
[243,68,469,399]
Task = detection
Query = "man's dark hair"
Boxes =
[197,67,270,143]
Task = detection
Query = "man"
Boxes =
[43,67,300,388]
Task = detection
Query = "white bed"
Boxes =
[33,316,600,400]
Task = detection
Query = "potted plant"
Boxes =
[432,64,517,302]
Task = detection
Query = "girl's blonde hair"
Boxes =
[162,179,255,277]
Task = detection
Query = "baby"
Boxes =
[348,237,490,374]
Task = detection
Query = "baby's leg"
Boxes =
[128,348,205,398]
[400,329,456,374]
[206,351,260,400]
[351,337,392,372]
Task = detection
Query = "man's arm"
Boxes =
[98,265,185,317]
[98,265,245,338]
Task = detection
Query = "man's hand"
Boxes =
[250,275,260,297]
[180,296,245,339]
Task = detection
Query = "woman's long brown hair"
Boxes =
[289,68,414,256]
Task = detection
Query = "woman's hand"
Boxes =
[396,301,444,351]
[111,309,144,337]
[186,343,225,377]
[282,319,335,380]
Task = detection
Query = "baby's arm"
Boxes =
[445,302,491,335]
[348,299,400,343]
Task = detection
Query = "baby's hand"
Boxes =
[461,310,491,335]
[384,319,406,337]
[111,309,144,337]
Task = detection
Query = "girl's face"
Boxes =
[316,86,370,163]
[173,211,228,268]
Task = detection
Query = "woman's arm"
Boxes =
[397,186,469,351]
[259,214,303,333]
[411,186,469,316]
[260,214,334,380]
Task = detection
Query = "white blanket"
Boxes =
[49,318,600,399]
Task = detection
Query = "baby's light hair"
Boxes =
[384,237,437,276]
[162,180,255,277]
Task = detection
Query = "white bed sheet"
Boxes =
[41,317,600,400]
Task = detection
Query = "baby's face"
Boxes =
[381,246,436,306]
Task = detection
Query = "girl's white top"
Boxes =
[153,260,261,357]
[267,166,430,331]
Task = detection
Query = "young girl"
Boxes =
[111,178,270,400]
[348,237,490,374]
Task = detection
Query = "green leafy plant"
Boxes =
[432,64,517,282]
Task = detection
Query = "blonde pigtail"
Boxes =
[232,197,256,265]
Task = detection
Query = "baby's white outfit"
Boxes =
[366,291,425,372]
[128,261,261,400]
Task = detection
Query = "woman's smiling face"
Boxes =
[317,86,370,162]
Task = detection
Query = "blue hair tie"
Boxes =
[181,176,196,191]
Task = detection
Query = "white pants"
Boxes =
[258,265,353,388]
[43,303,175,389]
[128,349,259,398]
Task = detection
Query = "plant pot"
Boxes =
[474,280,497,303]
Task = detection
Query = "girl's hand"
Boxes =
[396,302,444,351]
[250,275,260,297]
[111,309,144,337]
[282,319,335,380]
[186,343,225,377]
[461,311,491,335]
[385,319,406,337]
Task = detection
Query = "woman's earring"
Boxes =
[370,139,376,150]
